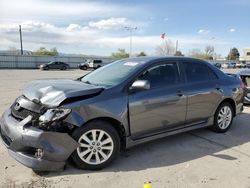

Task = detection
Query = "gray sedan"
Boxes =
[0,57,244,171]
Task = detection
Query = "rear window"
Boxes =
[93,60,102,64]
[208,67,218,80]
[183,62,213,82]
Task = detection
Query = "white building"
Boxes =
[243,48,250,62]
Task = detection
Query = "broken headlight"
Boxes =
[39,108,71,123]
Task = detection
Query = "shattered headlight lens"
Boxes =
[39,108,71,123]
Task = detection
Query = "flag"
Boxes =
[160,33,166,39]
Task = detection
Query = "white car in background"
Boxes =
[222,63,229,69]
[222,62,236,69]
[236,62,246,68]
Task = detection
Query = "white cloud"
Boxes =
[89,18,129,30]
[197,29,210,34]
[0,20,230,56]
[229,28,236,32]
[0,0,140,23]
[66,24,82,32]
[163,18,169,21]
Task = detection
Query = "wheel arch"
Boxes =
[82,117,127,150]
[217,98,236,116]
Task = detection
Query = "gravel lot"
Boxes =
[0,69,250,188]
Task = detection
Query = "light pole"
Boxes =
[211,37,215,60]
[19,25,23,55]
[124,26,137,57]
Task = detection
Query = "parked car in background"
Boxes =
[78,62,89,70]
[40,61,69,70]
[0,57,244,172]
[236,62,246,68]
[238,69,250,104]
[211,62,221,69]
[229,62,237,68]
[246,63,250,69]
[78,59,107,70]
[221,63,228,69]
[222,62,236,69]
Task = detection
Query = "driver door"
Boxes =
[128,62,187,139]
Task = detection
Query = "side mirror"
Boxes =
[130,80,150,91]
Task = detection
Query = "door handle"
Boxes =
[176,90,183,96]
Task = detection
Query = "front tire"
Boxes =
[71,121,120,170]
[211,102,234,133]
[82,65,88,70]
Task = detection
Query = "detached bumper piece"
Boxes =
[0,109,79,171]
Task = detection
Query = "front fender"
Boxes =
[63,93,130,136]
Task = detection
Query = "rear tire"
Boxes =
[61,66,67,70]
[71,121,120,170]
[211,102,234,133]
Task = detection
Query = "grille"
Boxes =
[11,104,39,120]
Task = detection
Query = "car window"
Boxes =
[81,59,145,87]
[183,62,211,82]
[93,60,102,64]
[208,67,218,80]
[138,63,179,88]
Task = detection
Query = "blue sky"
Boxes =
[1,0,250,57]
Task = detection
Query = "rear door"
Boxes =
[128,61,187,139]
[181,61,222,123]
[50,62,58,69]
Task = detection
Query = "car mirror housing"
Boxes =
[130,80,150,91]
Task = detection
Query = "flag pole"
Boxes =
[175,40,178,53]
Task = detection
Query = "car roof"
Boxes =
[124,56,206,63]
[122,56,226,78]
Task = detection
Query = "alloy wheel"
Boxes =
[77,129,114,165]
[217,106,232,129]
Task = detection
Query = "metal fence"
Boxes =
[0,55,117,69]
[0,55,240,69]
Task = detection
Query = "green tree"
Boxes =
[32,47,59,56]
[136,51,147,57]
[227,47,240,60]
[174,50,184,56]
[111,49,129,58]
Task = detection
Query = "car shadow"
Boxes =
[43,111,250,177]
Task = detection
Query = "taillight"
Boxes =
[240,82,245,89]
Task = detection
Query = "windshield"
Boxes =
[81,59,145,87]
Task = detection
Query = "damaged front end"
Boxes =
[0,95,79,171]
[0,79,104,171]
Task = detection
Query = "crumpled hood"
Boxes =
[23,79,103,107]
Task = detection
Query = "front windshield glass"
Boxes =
[81,59,145,87]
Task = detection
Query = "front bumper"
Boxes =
[0,109,79,171]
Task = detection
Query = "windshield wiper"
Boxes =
[83,80,92,84]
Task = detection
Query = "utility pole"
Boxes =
[211,37,215,60]
[19,25,23,55]
[124,26,137,57]
[175,40,179,53]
